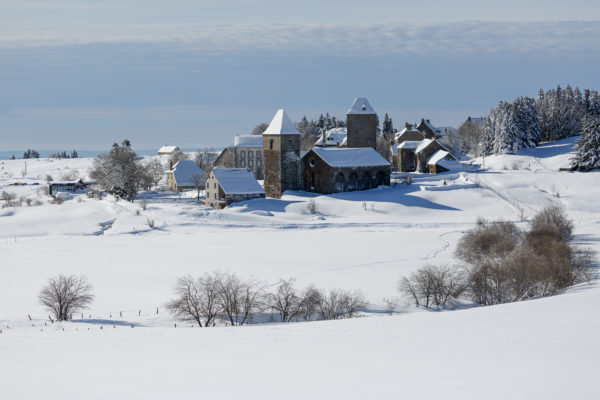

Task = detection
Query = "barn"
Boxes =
[301,147,391,194]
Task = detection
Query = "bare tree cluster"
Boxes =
[455,206,593,305]
[38,275,94,321]
[167,274,367,326]
[399,265,466,308]
[195,148,219,172]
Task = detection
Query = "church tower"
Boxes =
[262,109,301,199]
[346,97,377,149]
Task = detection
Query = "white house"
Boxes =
[205,168,265,209]
[158,145,180,156]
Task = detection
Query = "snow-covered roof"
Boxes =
[263,109,299,135]
[347,97,376,115]
[212,168,265,195]
[395,127,424,140]
[427,150,460,170]
[308,147,390,168]
[158,145,179,154]
[398,141,422,150]
[315,128,347,147]
[171,160,206,187]
[234,134,263,148]
[416,139,435,153]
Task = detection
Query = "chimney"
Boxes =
[169,160,173,170]
[321,128,327,147]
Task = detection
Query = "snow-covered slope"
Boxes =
[1,137,598,399]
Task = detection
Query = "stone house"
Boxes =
[157,145,180,156]
[415,139,449,173]
[204,168,265,209]
[213,134,264,179]
[301,147,391,194]
[396,141,422,172]
[390,124,424,166]
[166,160,207,192]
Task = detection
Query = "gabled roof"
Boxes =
[212,168,265,195]
[171,160,206,187]
[263,109,299,135]
[158,145,179,154]
[395,128,424,140]
[307,147,390,168]
[416,139,436,153]
[315,127,347,147]
[427,150,460,170]
[398,141,422,150]
[347,97,376,115]
[234,134,263,148]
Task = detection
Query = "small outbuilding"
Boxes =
[205,168,265,209]
[301,147,391,194]
[166,160,206,192]
[427,150,460,173]
[158,145,180,156]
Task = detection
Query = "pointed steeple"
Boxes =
[263,109,299,135]
[347,97,375,115]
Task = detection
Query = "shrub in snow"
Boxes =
[456,209,592,305]
[399,265,465,309]
[38,275,94,321]
[306,199,318,214]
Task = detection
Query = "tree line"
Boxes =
[478,84,600,158]
[37,272,366,325]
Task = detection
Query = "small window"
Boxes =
[249,159,253,167]
[287,140,293,150]
[248,151,253,158]
[269,139,274,150]
[309,158,316,167]
[241,151,245,159]
[214,193,216,199]
[257,151,261,159]
[241,160,245,167]
[214,182,216,189]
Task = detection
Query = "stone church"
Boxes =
[262,98,391,198]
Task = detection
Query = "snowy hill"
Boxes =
[1,137,599,399]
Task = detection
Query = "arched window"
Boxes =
[269,139,274,150]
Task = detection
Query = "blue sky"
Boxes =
[1,1,600,150]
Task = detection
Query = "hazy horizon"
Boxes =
[2,1,599,149]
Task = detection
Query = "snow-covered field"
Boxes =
[1,138,599,399]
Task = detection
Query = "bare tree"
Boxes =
[317,289,366,320]
[166,274,221,327]
[216,272,264,326]
[145,159,165,188]
[195,149,219,172]
[168,148,189,165]
[298,284,322,321]
[457,117,483,156]
[399,265,465,308]
[38,275,94,321]
[191,172,206,203]
[269,279,302,322]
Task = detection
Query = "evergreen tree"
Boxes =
[382,113,393,135]
[571,115,600,171]
[71,150,78,158]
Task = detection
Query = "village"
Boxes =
[157,97,463,209]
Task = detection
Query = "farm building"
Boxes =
[157,145,180,156]
[301,147,390,194]
[427,150,460,174]
[213,134,264,179]
[205,168,265,209]
[166,160,206,192]
[396,141,422,172]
